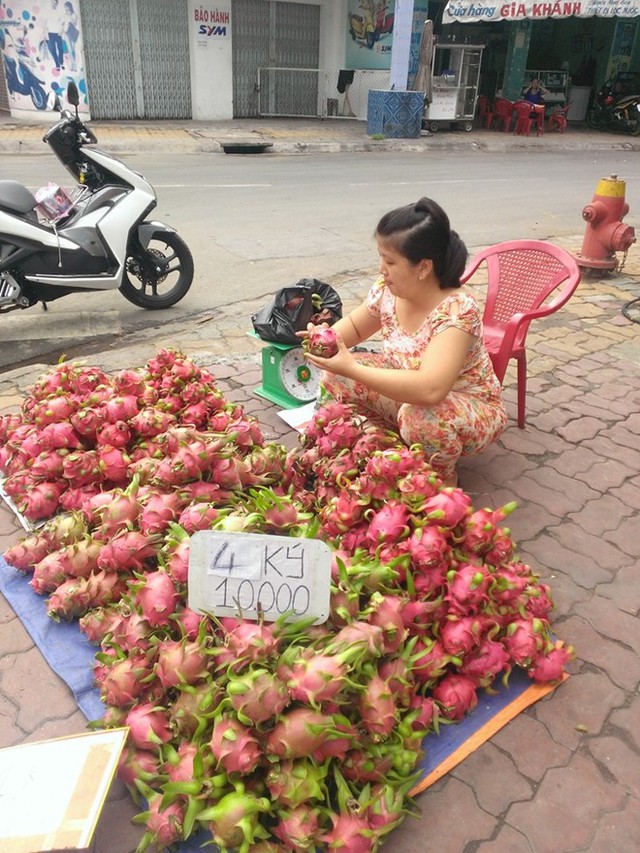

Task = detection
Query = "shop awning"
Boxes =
[443,0,640,23]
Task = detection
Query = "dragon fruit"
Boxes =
[154,637,210,689]
[97,530,161,572]
[139,490,185,535]
[102,394,140,424]
[459,639,511,687]
[4,532,56,572]
[304,326,339,358]
[266,707,332,759]
[365,501,411,547]
[279,648,350,707]
[209,714,262,775]
[273,805,323,851]
[432,673,479,721]
[134,569,181,627]
[46,570,127,620]
[95,420,132,448]
[17,480,66,521]
[125,702,172,751]
[117,745,160,794]
[423,487,473,528]
[266,759,328,809]
[28,449,68,480]
[199,783,271,851]
[99,654,149,707]
[527,644,573,682]
[504,617,547,665]
[133,792,185,851]
[321,811,375,853]
[358,672,398,740]
[227,666,290,724]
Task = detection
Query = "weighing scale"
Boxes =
[250,334,321,409]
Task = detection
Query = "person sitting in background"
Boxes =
[523,77,548,106]
[301,198,507,487]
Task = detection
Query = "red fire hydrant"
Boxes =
[575,175,635,271]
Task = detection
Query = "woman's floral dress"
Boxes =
[321,279,507,481]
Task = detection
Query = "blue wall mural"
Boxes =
[0,0,87,113]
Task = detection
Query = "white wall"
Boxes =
[187,0,233,120]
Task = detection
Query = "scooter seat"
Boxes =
[0,180,37,215]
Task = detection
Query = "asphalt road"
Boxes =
[1,148,639,370]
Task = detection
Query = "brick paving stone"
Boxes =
[587,797,640,853]
[475,824,533,852]
[3,645,79,732]
[574,596,640,654]
[451,741,534,815]
[525,408,581,434]
[625,411,640,433]
[0,614,35,654]
[609,693,640,750]
[0,591,18,624]
[594,564,640,616]
[555,416,606,443]
[507,503,559,544]
[505,752,625,853]
[520,533,614,589]
[491,713,571,782]
[0,691,22,747]
[502,471,598,517]
[497,429,568,457]
[574,457,637,490]
[563,396,629,420]
[0,507,21,536]
[589,735,640,798]
[584,431,640,469]
[602,512,640,558]
[567,493,634,537]
[529,570,590,620]
[23,708,89,743]
[388,777,495,852]
[545,521,632,573]
[534,670,625,751]
[546,445,601,476]
[609,475,640,510]
[466,451,537,490]
[556,617,640,692]
[534,385,583,407]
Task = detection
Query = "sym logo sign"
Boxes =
[193,6,230,38]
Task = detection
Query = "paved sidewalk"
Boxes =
[1,237,640,850]
[2,111,640,155]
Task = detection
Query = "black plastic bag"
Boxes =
[251,278,342,344]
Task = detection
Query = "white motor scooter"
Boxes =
[0,81,194,314]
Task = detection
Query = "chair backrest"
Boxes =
[462,240,581,361]
[477,95,491,115]
[494,99,513,118]
[513,100,533,117]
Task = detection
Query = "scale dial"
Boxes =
[278,348,320,402]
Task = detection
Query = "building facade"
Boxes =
[0,0,637,121]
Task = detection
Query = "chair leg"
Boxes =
[516,353,527,429]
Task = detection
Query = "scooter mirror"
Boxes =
[67,81,80,107]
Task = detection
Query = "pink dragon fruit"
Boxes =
[46,570,127,620]
[110,610,153,653]
[32,394,77,426]
[4,532,56,572]
[177,501,220,533]
[112,368,147,396]
[445,563,490,614]
[273,805,323,851]
[358,672,397,740]
[216,619,281,671]
[411,638,451,685]
[199,784,271,851]
[96,443,130,482]
[304,326,339,358]
[440,615,487,657]
[78,608,123,644]
[365,593,407,654]
[321,811,375,853]
[134,569,181,627]
[69,406,107,440]
[432,673,479,721]
[461,502,517,555]
[40,421,84,450]
[423,487,473,528]
[97,530,161,572]
[227,666,290,724]
[279,649,350,707]
[504,617,548,666]
[129,407,177,437]
[101,394,140,424]
[17,480,66,521]
[209,714,262,775]
[527,644,573,682]
[266,759,328,809]
[459,639,511,687]
[28,448,68,480]
[125,702,172,751]
[95,420,132,448]
[117,745,160,794]
[169,681,221,737]
[365,501,411,547]
[154,637,210,689]
[99,654,149,707]
[266,708,332,760]
[62,449,102,487]
[139,490,186,535]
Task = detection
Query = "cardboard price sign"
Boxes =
[188,531,331,624]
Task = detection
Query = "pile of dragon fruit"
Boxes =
[0,349,572,853]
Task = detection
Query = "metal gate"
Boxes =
[81,0,191,119]
[232,0,320,118]
[0,60,9,112]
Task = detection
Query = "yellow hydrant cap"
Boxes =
[595,176,626,198]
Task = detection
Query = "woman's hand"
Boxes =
[303,329,356,376]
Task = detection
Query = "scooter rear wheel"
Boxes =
[586,108,605,129]
[120,231,194,309]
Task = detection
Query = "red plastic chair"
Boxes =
[476,95,494,129]
[513,101,534,136]
[461,240,582,428]
[548,103,571,132]
[492,98,514,132]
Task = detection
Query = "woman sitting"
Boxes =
[302,197,507,487]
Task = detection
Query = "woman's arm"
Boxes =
[306,325,474,407]
[331,302,381,348]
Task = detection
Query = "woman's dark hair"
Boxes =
[375,197,468,289]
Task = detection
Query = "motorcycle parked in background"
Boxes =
[586,80,640,136]
[0,81,194,315]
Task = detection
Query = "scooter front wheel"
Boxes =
[120,231,194,309]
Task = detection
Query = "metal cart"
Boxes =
[424,43,485,132]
